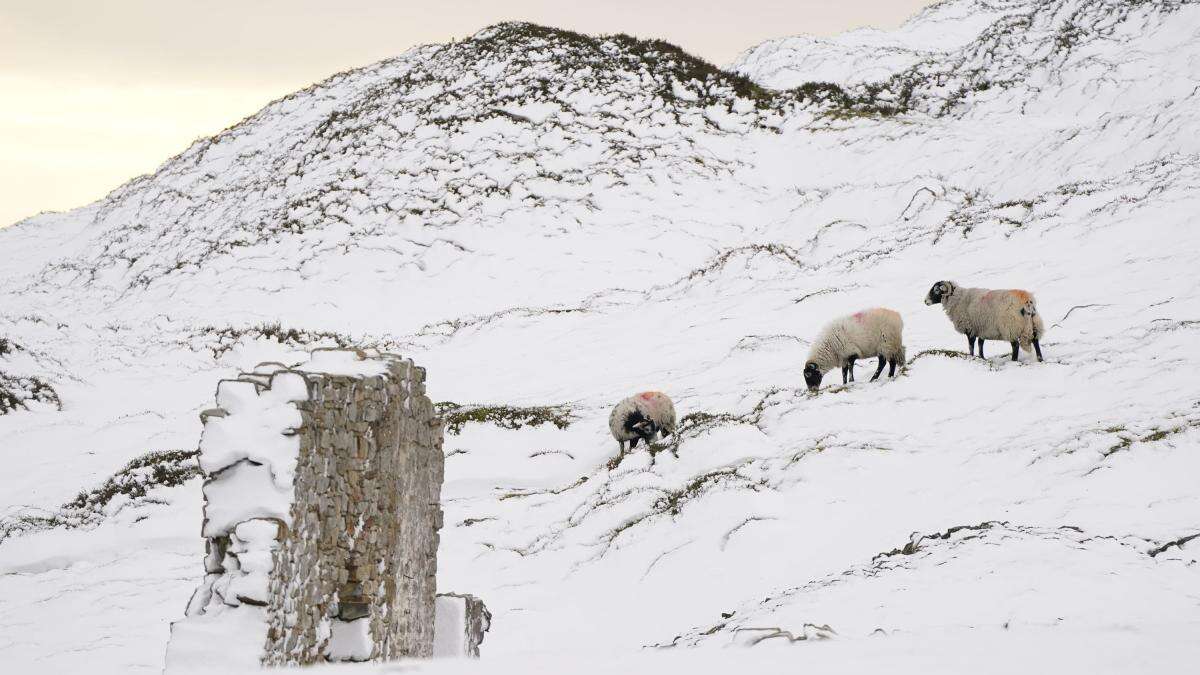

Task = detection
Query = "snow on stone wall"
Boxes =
[434,593,492,658]
[165,349,444,671]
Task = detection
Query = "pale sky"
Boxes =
[0,1,933,228]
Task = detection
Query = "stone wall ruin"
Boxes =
[166,349,447,671]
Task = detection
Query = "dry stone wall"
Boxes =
[165,349,445,671]
[434,593,492,658]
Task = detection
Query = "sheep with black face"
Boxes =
[924,280,1045,361]
[608,391,677,452]
[803,308,906,391]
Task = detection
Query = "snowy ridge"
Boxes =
[728,0,1019,87]
[734,0,1197,117]
[1,0,1199,672]
[0,24,772,316]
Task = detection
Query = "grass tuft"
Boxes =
[435,402,574,435]
[0,372,61,415]
[0,449,200,545]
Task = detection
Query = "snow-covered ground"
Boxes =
[1,0,1198,672]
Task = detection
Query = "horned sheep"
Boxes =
[608,391,677,452]
[803,308,906,391]
[924,281,1045,362]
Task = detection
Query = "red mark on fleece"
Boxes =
[640,392,656,400]
[853,311,865,322]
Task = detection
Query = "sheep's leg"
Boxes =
[1033,339,1044,362]
[978,339,985,358]
[871,355,886,381]
[630,437,640,449]
[888,359,897,377]
[842,365,849,384]
[1010,341,1019,361]
[847,356,857,382]
[618,440,626,453]
[968,335,976,356]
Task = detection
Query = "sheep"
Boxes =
[608,391,677,452]
[803,308,906,391]
[924,281,1045,362]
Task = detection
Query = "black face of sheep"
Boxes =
[924,281,950,305]
[623,409,658,447]
[803,362,823,391]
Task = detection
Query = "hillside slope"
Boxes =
[1,0,1198,672]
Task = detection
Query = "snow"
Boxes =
[0,484,202,673]
[165,606,270,675]
[298,350,392,377]
[726,0,1015,89]
[200,376,305,488]
[200,462,292,536]
[432,596,467,658]
[153,628,1200,675]
[2,1,1200,672]
[326,619,373,662]
[217,520,277,603]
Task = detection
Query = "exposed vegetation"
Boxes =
[1148,532,1200,558]
[653,467,767,517]
[416,306,588,342]
[0,337,20,356]
[0,372,61,415]
[64,449,201,511]
[873,521,1004,560]
[0,449,200,545]
[458,517,498,528]
[468,23,777,112]
[1084,415,1200,474]
[909,348,975,362]
[435,402,575,435]
[195,323,357,358]
[663,389,782,455]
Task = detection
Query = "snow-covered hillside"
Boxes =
[2,0,1199,672]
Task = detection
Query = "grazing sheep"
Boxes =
[924,281,1045,362]
[608,391,677,452]
[803,308,906,391]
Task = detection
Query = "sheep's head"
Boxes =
[624,409,658,440]
[637,418,658,435]
[803,362,823,391]
[925,280,954,305]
